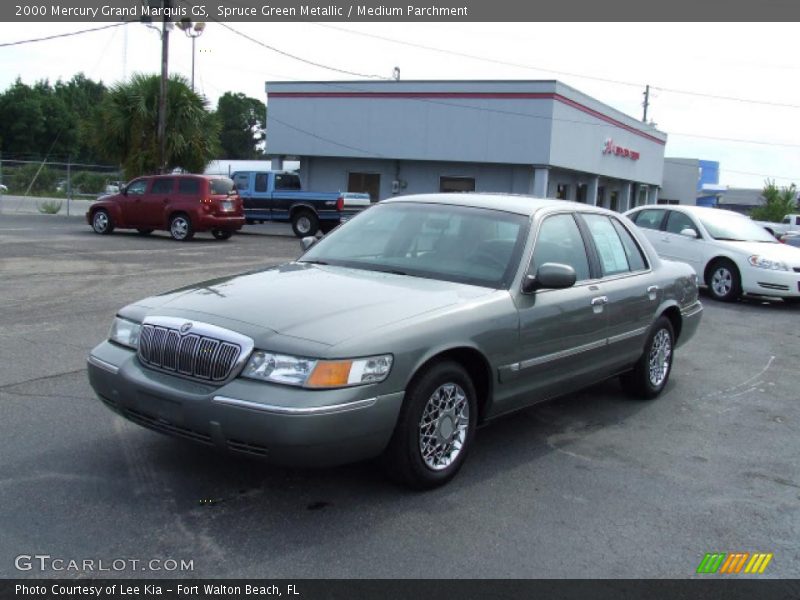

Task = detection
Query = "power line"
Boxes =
[310,23,800,111]
[0,22,130,48]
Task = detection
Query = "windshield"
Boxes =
[698,212,777,242]
[300,202,530,288]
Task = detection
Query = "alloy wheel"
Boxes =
[418,383,470,471]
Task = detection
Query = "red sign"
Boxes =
[603,138,640,160]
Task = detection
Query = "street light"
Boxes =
[177,20,206,92]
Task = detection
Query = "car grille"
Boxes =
[138,323,242,383]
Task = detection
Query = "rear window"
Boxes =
[210,178,234,195]
[275,173,301,190]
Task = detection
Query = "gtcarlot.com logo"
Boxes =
[696,552,773,574]
[15,554,194,572]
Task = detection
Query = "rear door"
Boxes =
[579,213,657,370]
[143,177,175,228]
[630,208,668,256]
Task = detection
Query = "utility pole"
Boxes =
[157,1,170,174]
[642,84,650,123]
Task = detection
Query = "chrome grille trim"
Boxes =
[137,316,254,385]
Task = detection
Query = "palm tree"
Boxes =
[94,73,220,180]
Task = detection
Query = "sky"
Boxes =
[0,21,798,189]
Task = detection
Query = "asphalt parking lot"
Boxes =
[1,213,798,579]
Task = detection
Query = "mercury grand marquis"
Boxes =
[87,193,702,488]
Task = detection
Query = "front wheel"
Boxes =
[620,316,675,400]
[291,210,319,238]
[169,214,194,241]
[92,209,114,235]
[211,229,232,240]
[706,259,741,302]
[383,361,477,489]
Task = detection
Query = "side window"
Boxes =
[632,209,666,230]
[665,211,699,236]
[275,174,301,190]
[582,214,631,277]
[177,178,201,195]
[255,173,268,192]
[611,219,648,272]
[233,173,249,191]
[126,179,148,196]
[532,214,590,282]
[150,178,174,194]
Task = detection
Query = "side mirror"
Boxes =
[679,228,698,239]
[120,185,128,196]
[300,236,317,252]
[522,263,577,294]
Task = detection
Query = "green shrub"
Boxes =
[38,199,62,214]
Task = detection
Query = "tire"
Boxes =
[383,361,477,490]
[291,210,319,238]
[91,209,114,235]
[136,228,153,236]
[169,214,194,241]
[620,316,675,400]
[212,229,232,240]
[319,221,337,234]
[705,259,741,302]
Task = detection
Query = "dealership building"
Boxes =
[264,80,667,211]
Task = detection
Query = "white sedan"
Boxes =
[626,205,800,304]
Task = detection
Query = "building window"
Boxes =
[555,184,569,200]
[440,176,475,193]
[597,186,606,207]
[609,191,619,212]
[348,172,380,202]
[575,184,587,203]
[657,198,680,205]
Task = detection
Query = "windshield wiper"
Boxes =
[299,259,328,265]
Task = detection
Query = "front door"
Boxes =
[661,210,705,276]
[120,178,149,227]
[512,213,609,407]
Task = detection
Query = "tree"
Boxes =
[750,180,798,222]
[93,73,220,180]
[215,91,266,159]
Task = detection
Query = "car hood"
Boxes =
[720,240,800,264]
[130,263,495,347]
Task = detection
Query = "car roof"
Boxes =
[383,193,600,217]
[628,204,748,219]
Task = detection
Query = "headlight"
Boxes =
[109,317,141,349]
[242,351,393,388]
[748,255,789,271]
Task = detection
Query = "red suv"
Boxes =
[87,174,245,241]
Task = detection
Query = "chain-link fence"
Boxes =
[0,157,122,216]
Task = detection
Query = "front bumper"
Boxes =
[742,266,800,298]
[87,341,404,466]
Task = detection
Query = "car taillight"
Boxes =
[336,196,344,211]
[201,197,212,205]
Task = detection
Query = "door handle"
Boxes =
[591,295,608,314]
[647,285,659,300]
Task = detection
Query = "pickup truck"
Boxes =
[231,171,371,237]
[756,213,800,237]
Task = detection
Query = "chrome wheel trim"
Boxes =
[648,329,672,387]
[171,217,189,240]
[418,382,469,471]
[296,215,311,234]
[711,267,733,297]
[93,211,108,232]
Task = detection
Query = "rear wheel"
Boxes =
[91,209,114,235]
[169,214,194,241]
[291,210,319,238]
[620,316,675,399]
[383,361,477,489]
[706,259,741,302]
[212,229,232,240]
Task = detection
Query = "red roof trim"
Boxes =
[267,91,666,146]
